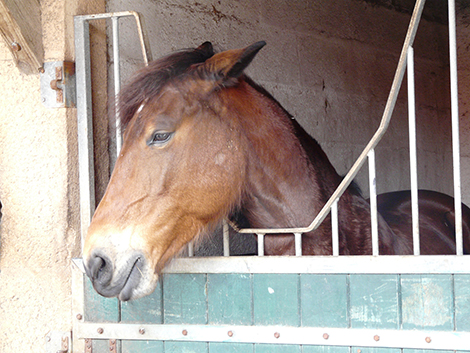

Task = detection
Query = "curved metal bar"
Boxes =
[238,0,427,235]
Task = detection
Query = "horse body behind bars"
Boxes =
[83,42,470,301]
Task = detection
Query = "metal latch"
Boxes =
[45,331,71,353]
[40,61,76,108]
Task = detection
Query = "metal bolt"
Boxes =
[11,42,21,52]
[227,330,233,337]
[139,328,146,335]
[97,327,104,334]
[323,333,329,340]
[182,329,188,336]
[425,337,431,343]
[38,67,45,74]
[274,332,280,339]
[76,313,83,320]
[374,335,380,341]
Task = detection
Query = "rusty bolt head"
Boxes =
[425,337,431,343]
[323,333,329,340]
[274,332,280,339]
[228,330,233,337]
[11,42,21,52]
[139,328,146,335]
[374,335,380,341]
[97,327,104,334]
[182,329,188,336]
[76,313,83,320]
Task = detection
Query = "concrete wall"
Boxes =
[107,0,470,205]
[0,1,105,352]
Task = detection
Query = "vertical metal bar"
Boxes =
[223,220,230,256]
[112,16,122,154]
[257,234,265,256]
[187,241,194,257]
[368,149,379,256]
[74,17,96,251]
[294,233,302,256]
[331,200,339,256]
[448,0,463,255]
[407,47,420,255]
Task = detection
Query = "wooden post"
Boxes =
[0,0,43,74]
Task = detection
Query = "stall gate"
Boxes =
[72,1,470,352]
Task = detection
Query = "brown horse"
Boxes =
[83,42,469,301]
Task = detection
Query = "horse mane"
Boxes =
[118,43,215,131]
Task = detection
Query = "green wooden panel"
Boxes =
[164,341,208,352]
[209,342,253,353]
[84,276,119,322]
[207,273,252,325]
[401,275,453,331]
[255,344,300,353]
[163,273,207,324]
[122,340,163,353]
[121,280,163,323]
[454,274,470,331]
[353,348,400,353]
[303,346,349,353]
[403,349,453,353]
[349,275,399,329]
[253,274,300,326]
[301,274,348,327]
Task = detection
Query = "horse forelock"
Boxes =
[118,45,216,132]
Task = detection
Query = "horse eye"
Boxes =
[149,131,173,145]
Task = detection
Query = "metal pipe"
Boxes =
[368,149,379,256]
[407,47,420,255]
[223,220,230,257]
[448,0,463,255]
[238,0,427,236]
[112,17,122,154]
[294,233,302,256]
[331,200,339,256]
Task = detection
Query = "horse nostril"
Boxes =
[86,252,113,286]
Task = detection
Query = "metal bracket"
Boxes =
[45,331,71,353]
[40,61,76,108]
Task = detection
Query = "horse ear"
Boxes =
[204,41,266,81]
[196,41,214,57]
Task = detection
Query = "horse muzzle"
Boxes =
[84,249,152,301]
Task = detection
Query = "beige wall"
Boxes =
[0,1,104,352]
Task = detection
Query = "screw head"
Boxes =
[76,313,83,320]
[182,329,188,336]
[139,328,146,335]
[425,336,431,343]
[97,328,104,334]
[11,42,21,52]
[274,332,280,339]
[374,335,380,341]
[227,330,233,337]
[323,333,329,340]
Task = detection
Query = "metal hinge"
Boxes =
[45,331,71,353]
[40,61,76,108]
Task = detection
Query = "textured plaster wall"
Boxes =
[107,0,469,204]
[0,1,105,352]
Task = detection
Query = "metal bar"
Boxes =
[71,259,86,353]
[368,149,379,256]
[73,256,470,275]
[257,233,265,256]
[74,17,96,251]
[407,47,420,255]
[448,0,463,256]
[237,0,427,236]
[223,220,230,256]
[75,322,470,350]
[331,200,339,256]
[294,233,302,256]
[188,241,194,257]
[112,16,122,154]
[75,12,151,65]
